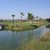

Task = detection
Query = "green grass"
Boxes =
[33,32,50,50]
[16,32,50,50]
[0,20,47,31]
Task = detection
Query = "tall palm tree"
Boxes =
[27,12,34,24]
[20,12,24,22]
[12,15,15,28]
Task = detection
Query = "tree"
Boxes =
[27,13,34,24]
[20,12,24,22]
[27,13,34,20]
[12,15,15,28]
[46,18,50,22]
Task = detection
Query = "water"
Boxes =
[0,26,50,50]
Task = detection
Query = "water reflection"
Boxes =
[0,26,50,50]
[11,31,16,50]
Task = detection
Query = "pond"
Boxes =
[0,26,50,50]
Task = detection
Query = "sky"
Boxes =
[0,0,50,19]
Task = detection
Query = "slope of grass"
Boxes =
[16,32,50,50]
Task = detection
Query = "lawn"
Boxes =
[0,20,47,31]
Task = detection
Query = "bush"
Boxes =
[30,25,38,28]
[46,18,50,22]
[46,25,50,28]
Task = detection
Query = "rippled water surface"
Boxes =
[0,26,50,50]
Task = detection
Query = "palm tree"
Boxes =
[12,15,15,28]
[20,12,24,22]
[27,12,34,24]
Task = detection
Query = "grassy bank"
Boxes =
[33,32,50,50]
[0,20,47,31]
[16,32,50,50]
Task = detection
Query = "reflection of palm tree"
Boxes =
[12,31,16,50]
[12,15,15,28]
[28,31,33,42]
[19,31,23,47]
[8,31,15,50]
[11,31,15,50]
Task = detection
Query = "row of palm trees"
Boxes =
[12,12,40,22]
[12,12,24,28]
[12,12,24,21]
[11,12,41,28]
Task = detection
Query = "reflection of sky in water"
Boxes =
[0,26,50,49]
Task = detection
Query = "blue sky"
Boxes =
[0,0,50,19]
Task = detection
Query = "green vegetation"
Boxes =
[0,20,47,31]
[20,12,24,22]
[0,13,48,31]
[16,32,50,50]
[46,18,50,22]
[46,24,50,28]
[27,13,34,20]
[33,32,50,50]
[27,12,34,24]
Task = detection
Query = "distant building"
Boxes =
[34,17,40,20]
[0,24,5,29]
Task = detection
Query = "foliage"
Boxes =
[30,25,38,28]
[20,12,24,22]
[0,20,47,31]
[12,15,15,17]
[27,13,34,20]
[46,18,50,22]
[46,24,50,28]
[20,12,24,16]
[16,32,50,50]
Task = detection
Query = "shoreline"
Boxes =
[0,20,47,31]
